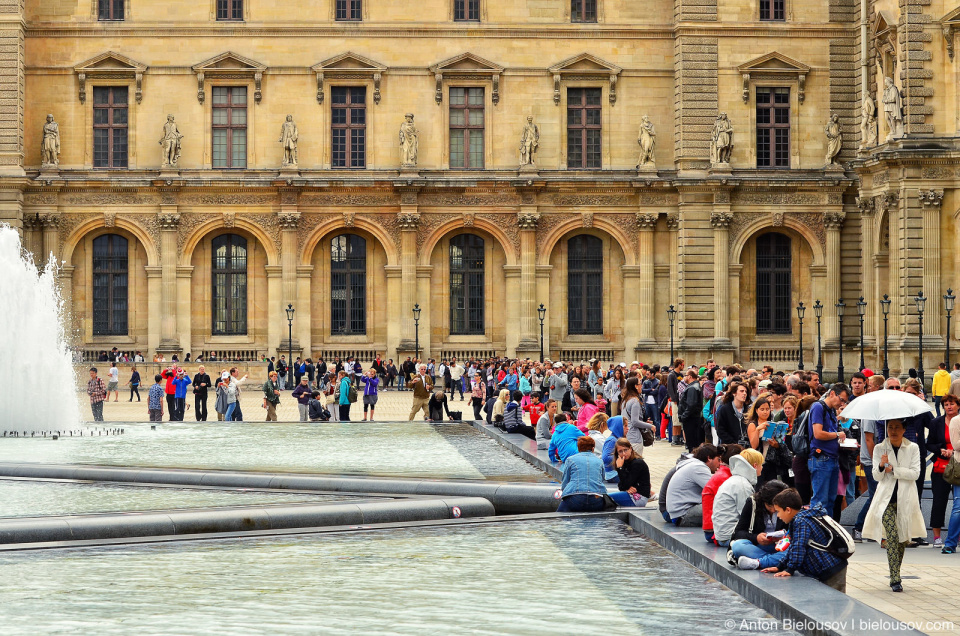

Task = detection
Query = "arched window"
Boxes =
[756,232,792,334]
[568,235,603,335]
[92,234,128,336]
[331,234,366,335]
[211,234,247,335]
[450,234,484,335]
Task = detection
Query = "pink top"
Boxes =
[576,403,600,433]
[949,415,960,462]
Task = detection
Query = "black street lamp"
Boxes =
[880,294,891,379]
[666,305,677,363]
[814,300,824,378]
[537,304,546,363]
[797,302,806,370]
[285,304,295,389]
[916,291,926,386]
[857,296,867,371]
[412,303,422,361]
[945,288,955,368]
[836,298,846,383]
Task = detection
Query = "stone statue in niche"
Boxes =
[710,112,733,165]
[518,116,539,167]
[41,114,60,167]
[159,115,183,168]
[882,77,904,141]
[861,93,878,148]
[279,115,299,167]
[399,113,419,167]
[824,113,842,165]
[636,115,656,170]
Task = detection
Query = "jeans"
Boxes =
[129,385,140,401]
[854,464,878,532]
[278,375,286,391]
[173,397,185,421]
[557,494,605,513]
[934,396,943,418]
[945,484,960,549]
[297,403,309,422]
[165,394,176,421]
[808,453,840,516]
[449,379,463,399]
[90,400,104,421]
[225,402,237,421]
[730,539,787,569]
[608,491,648,508]
[398,375,406,390]
[339,404,351,421]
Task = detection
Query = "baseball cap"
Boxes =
[553,362,563,368]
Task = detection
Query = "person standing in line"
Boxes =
[276,356,287,391]
[361,368,380,421]
[305,358,316,390]
[807,383,850,518]
[160,365,178,422]
[940,400,960,554]
[267,356,275,378]
[128,366,141,402]
[293,357,303,387]
[171,368,192,421]
[106,361,120,402]
[470,375,486,421]
[933,362,951,418]
[192,365,211,421]
[292,377,312,422]
[678,369,705,452]
[262,371,282,421]
[339,370,353,421]
[927,395,957,548]
[449,358,465,400]
[666,358,684,444]
[408,364,433,421]
[228,368,248,421]
[87,367,106,422]
[147,374,164,422]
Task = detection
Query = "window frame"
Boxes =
[92,233,129,337]
[448,87,485,170]
[330,234,367,336]
[97,0,124,20]
[453,0,480,21]
[211,234,248,336]
[331,86,367,169]
[92,86,129,169]
[567,234,604,336]
[755,86,790,169]
[759,0,785,21]
[571,0,597,23]
[335,0,362,21]
[216,0,243,21]
[211,86,248,169]
[449,234,485,336]
[566,87,603,170]
[755,232,792,335]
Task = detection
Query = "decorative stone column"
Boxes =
[157,210,181,354]
[265,265,283,358]
[144,265,162,354]
[823,211,846,342]
[36,211,59,265]
[710,211,733,342]
[278,209,301,353]
[296,265,313,360]
[516,208,540,355]
[635,213,657,347]
[397,194,420,353]
[857,196,877,345]
[176,266,194,355]
[666,212,681,340]
[920,189,945,340]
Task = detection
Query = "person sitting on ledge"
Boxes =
[502,390,537,439]
[729,479,789,571]
[665,443,721,526]
[711,448,763,547]
[556,436,606,513]
[610,438,654,508]
[549,416,585,463]
[535,399,559,450]
[701,443,742,544]
[428,390,453,422]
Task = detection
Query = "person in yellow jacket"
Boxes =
[932,362,952,418]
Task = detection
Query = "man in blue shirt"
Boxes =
[807,382,850,517]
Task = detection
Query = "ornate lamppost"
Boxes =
[537,303,546,363]
[285,304,295,389]
[796,301,805,370]
[857,296,867,371]
[916,291,926,386]
[945,289,955,368]
[836,298,846,383]
[666,305,677,363]
[413,303,422,361]
[814,300,824,378]
[880,294,891,379]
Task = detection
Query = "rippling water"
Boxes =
[0,517,790,635]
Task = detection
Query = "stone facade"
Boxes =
[4,0,959,375]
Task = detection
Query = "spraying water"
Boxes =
[0,224,81,431]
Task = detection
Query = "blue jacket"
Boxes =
[601,434,619,481]
[607,415,624,438]
[500,373,519,392]
[560,451,606,497]
[171,376,192,399]
[548,422,585,463]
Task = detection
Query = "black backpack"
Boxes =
[790,409,812,459]
[808,512,856,560]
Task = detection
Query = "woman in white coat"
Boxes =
[863,418,927,592]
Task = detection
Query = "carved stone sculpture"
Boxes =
[278,115,299,167]
[861,94,878,148]
[41,114,60,167]
[882,77,904,141]
[159,115,183,168]
[518,116,539,167]
[824,113,842,165]
[399,113,419,167]
[710,112,733,165]
[636,115,656,169]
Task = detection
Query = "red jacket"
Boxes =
[161,368,177,395]
[701,464,732,532]
[524,402,545,425]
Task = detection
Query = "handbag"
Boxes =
[944,456,960,486]
[641,426,656,447]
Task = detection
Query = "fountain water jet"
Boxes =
[0,224,80,432]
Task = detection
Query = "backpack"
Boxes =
[299,363,306,374]
[808,512,856,560]
[790,409,812,459]
[347,384,358,403]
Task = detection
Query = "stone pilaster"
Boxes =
[920,189,944,340]
[265,265,283,357]
[384,265,403,359]
[398,197,420,353]
[823,211,846,342]
[144,265,162,355]
[710,211,733,342]
[636,213,657,345]
[296,265,314,360]
[278,208,300,351]
[0,4,24,175]
[516,208,540,354]
[157,209,180,353]
[673,37,718,172]
[38,210,59,265]
[176,265,193,355]
[503,264,522,358]
[857,195,877,341]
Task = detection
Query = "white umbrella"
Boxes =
[839,389,933,421]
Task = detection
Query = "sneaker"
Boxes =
[852,529,863,543]
[726,549,737,566]
[942,546,957,554]
[933,538,944,549]
[737,556,761,571]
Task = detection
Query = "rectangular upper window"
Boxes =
[756,87,790,168]
[454,0,480,21]
[216,0,243,20]
[759,0,784,21]
[331,87,366,169]
[567,87,602,169]
[449,87,484,169]
[571,0,597,23]
[98,0,124,21]
[335,0,362,20]
[212,87,247,168]
[93,87,128,168]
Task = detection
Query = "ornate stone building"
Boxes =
[1,0,956,374]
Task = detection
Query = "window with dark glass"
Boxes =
[98,0,124,20]
[212,234,247,335]
[571,0,597,22]
[449,87,484,169]
[331,234,366,335]
[93,87,128,168]
[331,87,366,168]
[567,88,602,169]
[567,235,602,335]
[336,0,362,20]
[212,87,247,168]
[450,234,484,335]
[454,0,480,21]
[216,0,243,20]
[760,0,785,20]
[92,234,128,336]
[756,87,789,168]
[756,232,792,335]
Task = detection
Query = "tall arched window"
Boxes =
[756,232,792,335]
[568,235,603,335]
[331,234,366,335]
[211,234,247,335]
[450,234,484,335]
[92,234,128,336]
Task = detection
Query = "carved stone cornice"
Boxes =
[823,211,846,230]
[518,210,540,230]
[919,189,944,209]
[398,211,420,230]
[710,212,733,229]
[158,211,181,229]
[636,212,658,230]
